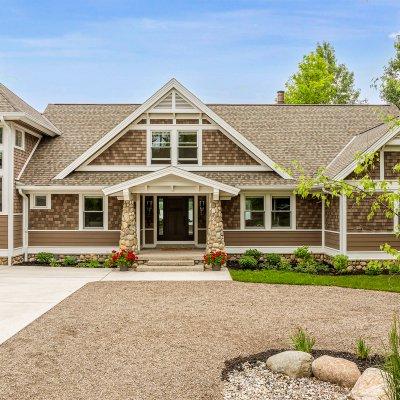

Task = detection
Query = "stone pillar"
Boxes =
[206,199,225,253]
[119,200,138,252]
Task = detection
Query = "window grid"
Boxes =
[178,131,198,164]
[83,196,104,229]
[271,196,292,229]
[244,196,265,229]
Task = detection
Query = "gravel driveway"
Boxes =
[0,282,399,400]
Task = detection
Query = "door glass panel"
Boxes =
[188,197,194,236]
[158,197,164,236]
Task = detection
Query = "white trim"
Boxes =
[321,199,325,248]
[79,194,107,230]
[325,135,357,170]
[16,136,41,180]
[103,166,240,197]
[17,185,105,193]
[0,112,60,136]
[54,79,291,180]
[30,193,51,210]
[380,149,385,180]
[14,129,25,151]
[28,246,116,254]
[339,195,347,253]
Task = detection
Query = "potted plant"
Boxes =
[203,250,227,271]
[110,248,138,271]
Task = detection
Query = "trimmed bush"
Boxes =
[239,255,258,269]
[264,253,282,268]
[365,260,384,275]
[243,249,263,260]
[277,257,293,271]
[385,260,400,275]
[293,246,312,260]
[332,254,349,273]
[36,252,55,264]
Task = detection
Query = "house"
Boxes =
[0,78,399,266]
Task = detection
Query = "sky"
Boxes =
[0,0,399,110]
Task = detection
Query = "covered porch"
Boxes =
[103,167,240,253]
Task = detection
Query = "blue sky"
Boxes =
[0,0,399,110]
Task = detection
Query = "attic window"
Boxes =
[31,194,51,210]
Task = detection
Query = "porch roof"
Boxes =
[103,167,240,197]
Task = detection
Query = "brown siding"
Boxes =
[384,151,400,179]
[221,196,240,229]
[296,196,322,229]
[325,197,339,231]
[347,196,393,232]
[0,215,7,249]
[224,230,322,246]
[28,231,119,247]
[90,130,146,165]
[346,155,380,180]
[325,231,339,249]
[108,197,123,230]
[347,233,400,251]
[202,130,259,165]
[29,194,79,230]
[13,215,23,248]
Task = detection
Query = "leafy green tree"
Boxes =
[375,36,400,108]
[285,42,360,104]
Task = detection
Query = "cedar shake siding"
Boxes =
[28,231,119,247]
[89,130,146,165]
[221,196,240,229]
[346,156,380,180]
[224,231,322,246]
[29,194,79,230]
[384,151,400,179]
[202,130,259,165]
[325,231,340,250]
[296,196,322,229]
[325,197,339,232]
[14,215,23,248]
[0,215,7,249]
[347,196,393,232]
[347,234,400,251]
[108,197,123,230]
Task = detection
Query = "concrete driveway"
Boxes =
[0,265,231,344]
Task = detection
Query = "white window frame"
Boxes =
[79,194,108,230]
[271,195,292,230]
[30,193,51,210]
[15,129,25,151]
[177,130,199,165]
[150,130,172,165]
[243,194,266,230]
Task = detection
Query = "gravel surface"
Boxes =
[0,281,399,400]
[224,362,349,400]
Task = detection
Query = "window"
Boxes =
[151,131,171,164]
[0,127,3,170]
[15,130,24,150]
[0,127,3,144]
[83,196,104,228]
[0,178,2,212]
[271,196,291,228]
[178,132,197,164]
[30,194,51,210]
[244,196,265,228]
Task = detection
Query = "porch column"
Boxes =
[206,199,225,253]
[119,200,138,252]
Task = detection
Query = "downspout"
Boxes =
[18,188,29,261]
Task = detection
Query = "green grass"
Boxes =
[229,269,400,293]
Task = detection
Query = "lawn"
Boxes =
[229,269,400,293]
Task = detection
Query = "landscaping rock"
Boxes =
[350,368,389,400]
[312,355,361,388]
[266,350,313,378]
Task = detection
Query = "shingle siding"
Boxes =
[384,151,400,179]
[296,196,322,229]
[325,197,339,232]
[221,196,241,229]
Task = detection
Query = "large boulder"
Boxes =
[350,368,389,400]
[266,350,313,378]
[312,355,361,387]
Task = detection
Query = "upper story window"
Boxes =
[178,131,198,164]
[151,131,171,164]
[15,129,25,150]
[271,196,291,228]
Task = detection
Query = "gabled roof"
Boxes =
[0,83,61,136]
[53,79,290,180]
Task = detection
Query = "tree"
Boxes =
[376,35,400,108]
[285,42,360,104]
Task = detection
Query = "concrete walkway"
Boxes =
[0,265,231,344]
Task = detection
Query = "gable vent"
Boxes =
[175,92,194,110]
[154,92,173,110]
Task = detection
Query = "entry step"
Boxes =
[137,265,204,272]
[146,260,195,266]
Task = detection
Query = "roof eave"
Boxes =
[1,112,61,136]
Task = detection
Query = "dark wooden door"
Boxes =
[157,197,194,241]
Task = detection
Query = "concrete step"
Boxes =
[147,260,195,266]
[137,265,204,272]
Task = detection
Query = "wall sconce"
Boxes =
[145,198,153,216]
[199,199,206,216]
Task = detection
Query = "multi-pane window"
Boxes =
[83,196,104,228]
[0,127,2,170]
[31,194,50,209]
[15,130,24,150]
[151,131,171,164]
[271,196,291,228]
[178,132,197,164]
[244,196,265,228]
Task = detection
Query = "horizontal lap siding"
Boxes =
[14,215,23,248]
[28,231,120,247]
[347,234,400,251]
[325,231,339,250]
[224,231,322,246]
[0,215,7,249]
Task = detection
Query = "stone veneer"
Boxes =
[108,197,123,230]
[206,200,225,252]
[119,200,138,251]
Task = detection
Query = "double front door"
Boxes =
[157,196,194,241]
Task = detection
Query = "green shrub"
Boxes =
[365,260,384,275]
[243,249,263,260]
[386,261,400,275]
[384,316,400,400]
[49,258,61,268]
[264,253,282,268]
[36,252,55,264]
[332,254,349,273]
[277,257,293,271]
[239,255,258,269]
[294,258,327,274]
[85,260,102,268]
[355,337,371,360]
[63,256,77,266]
[291,327,315,353]
[293,246,312,260]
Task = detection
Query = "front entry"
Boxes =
[157,196,194,242]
